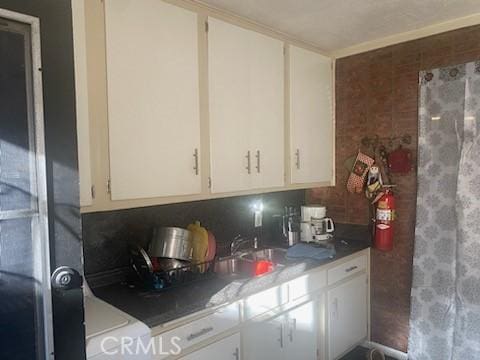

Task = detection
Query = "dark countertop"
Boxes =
[91,224,371,328]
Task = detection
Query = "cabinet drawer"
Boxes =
[243,285,289,320]
[328,254,367,285]
[288,269,327,301]
[153,302,240,359]
[179,333,240,360]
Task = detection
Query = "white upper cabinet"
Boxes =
[208,18,284,193]
[289,45,333,185]
[78,0,336,212]
[208,18,251,193]
[104,0,201,200]
[248,30,285,190]
[72,0,92,206]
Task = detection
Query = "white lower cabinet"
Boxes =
[179,333,240,360]
[149,252,368,360]
[154,302,240,359]
[327,273,368,360]
[242,312,285,360]
[243,300,318,360]
[284,301,319,360]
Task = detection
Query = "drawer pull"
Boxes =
[345,265,358,273]
[288,318,296,342]
[295,149,301,169]
[278,324,284,348]
[193,148,199,175]
[233,347,240,360]
[186,326,214,341]
[245,151,251,174]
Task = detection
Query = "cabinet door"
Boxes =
[285,301,318,360]
[208,18,252,193]
[104,0,201,200]
[289,45,333,185]
[179,333,241,360]
[249,30,284,190]
[327,274,368,360]
[242,314,286,360]
[208,18,284,193]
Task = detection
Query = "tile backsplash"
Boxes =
[82,190,305,275]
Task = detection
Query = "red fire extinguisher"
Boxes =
[374,188,395,251]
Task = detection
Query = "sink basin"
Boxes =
[214,256,256,278]
[214,249,286,278]
[241,248,287,265]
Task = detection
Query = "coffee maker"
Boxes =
[300,205,335,243]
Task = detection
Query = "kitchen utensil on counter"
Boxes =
[273,206,300,247]
[148,226,193,261]
[302,218,335,242]
[301,205,326,221]
[155,258,190,271]
[187,221,209,272]
[129,236,214,292]
[254,260,274,276]
[300,205,335,243]
[287,217,300,246]
[129,244,154,280]
[206,231,217,262]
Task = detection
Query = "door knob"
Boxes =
[51,266,82,290]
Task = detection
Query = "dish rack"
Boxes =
[151,260,216,291]
[129,243,220,291]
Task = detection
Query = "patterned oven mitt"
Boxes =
[347,151,375,193]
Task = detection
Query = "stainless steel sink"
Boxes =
[214,247,287,279]
[214,256,256,278]
[241,247,287,264]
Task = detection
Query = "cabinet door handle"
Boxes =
[345,265,358,273]
[295,149,300,169]
[288,318,296,342]
[255,150,261,173]
[186,326,213,341]
[278,323,284,348]
[245,151,251,174]
[193,148,199,175]
[332,298,339,320]
[233,347,240,360]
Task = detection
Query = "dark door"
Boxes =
[0,3,85,360]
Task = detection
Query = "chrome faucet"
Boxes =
[231,235,258,256]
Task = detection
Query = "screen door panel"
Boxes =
[0,20,52,360]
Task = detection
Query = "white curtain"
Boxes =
[409,61,480,359]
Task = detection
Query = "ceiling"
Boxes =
[197,0,480,53]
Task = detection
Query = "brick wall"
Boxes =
[308,25,480,352]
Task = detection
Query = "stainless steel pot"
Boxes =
[148,227,193,261]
